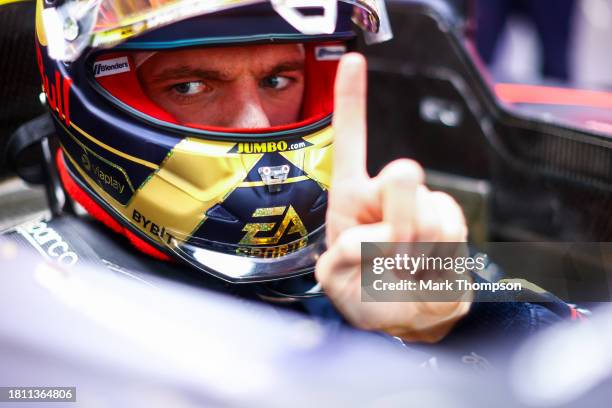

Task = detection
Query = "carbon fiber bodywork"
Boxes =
[360,0,612,245]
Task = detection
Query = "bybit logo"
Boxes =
[132,209,175,244]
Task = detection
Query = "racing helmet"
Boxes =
[35,0,392,283]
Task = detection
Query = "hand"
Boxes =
[315,53,471,343]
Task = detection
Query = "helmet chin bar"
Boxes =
[271,0,338,35]
[163,226,328,284]
[254,281,324,303]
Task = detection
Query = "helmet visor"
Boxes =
[42,0,389,61]
[91,40,347,135]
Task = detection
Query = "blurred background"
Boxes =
[475,0,612,87]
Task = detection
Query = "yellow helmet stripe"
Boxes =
[69,121,159,170]
[280,126,334,190]
[124,137,262,245]
[1,0,32,6]
[34,0,47,46]
[239,175,309,188]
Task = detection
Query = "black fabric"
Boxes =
[0,1,44,176]
[4,114,55,184]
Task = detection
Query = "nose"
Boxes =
[225,80,271,129]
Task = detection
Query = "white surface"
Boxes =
[0,177,49,232]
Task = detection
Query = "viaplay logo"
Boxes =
[93,56,131,78]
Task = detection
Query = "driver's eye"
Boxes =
[173,81,207,95]
[261,75,292,90]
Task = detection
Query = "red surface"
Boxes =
[96,41,341,134]
[496,83,612,110]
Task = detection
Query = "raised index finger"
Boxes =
[332,52,368,181]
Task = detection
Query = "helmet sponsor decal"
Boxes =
[132,209,176,245]
[315,45,346,61]
[36,44,72,126]
[230,139,312,154]
[93,56,131,78]
[81,153,129,197]
[239,204,308,249]
[60,128,136,206]
[236,239,308,258]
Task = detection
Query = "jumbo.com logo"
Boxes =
[230,139,312,154]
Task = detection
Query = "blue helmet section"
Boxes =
[118,3,356,50]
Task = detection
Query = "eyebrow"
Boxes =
[266,60,305,76]
[149,59,305,83]
[150,66,231,83]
